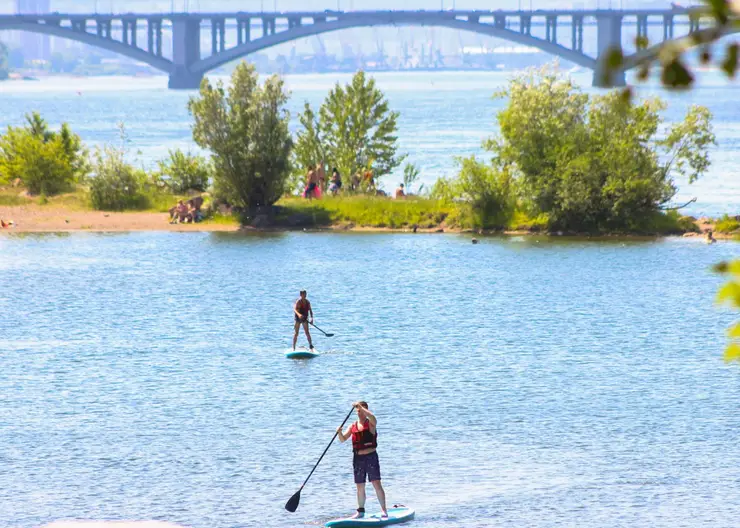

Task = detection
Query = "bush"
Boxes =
[508,211,550,232]
[0,113,88,195]
[431,157,515,229]
[89,144,148,211]
[677,215,700,233]
[715,214,740,233]
[485,66,715,232]
[156,149,211,193]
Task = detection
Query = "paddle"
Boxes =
[310,321,335,337]
[285,406,354,513]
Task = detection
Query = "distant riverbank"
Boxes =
[1,195,737,239]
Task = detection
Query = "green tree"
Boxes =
[0,112,88,195]
[0,128,73,194]
[294,71,405,192]
[188,61,292,211]
[0,40,9,81]
[89,124,148,211]
[484,67,714,232]
[156,149,211,193]
[402,162,423,194]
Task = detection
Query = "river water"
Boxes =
[0,70,739,216]
[2,71,740,528]
[1,231,739,528]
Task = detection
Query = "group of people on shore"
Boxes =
[303,162,344,199]
[302,162,408,200]
[168,197,204,224]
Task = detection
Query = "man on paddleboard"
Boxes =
[293,290,314,351]
[337,401,388,519]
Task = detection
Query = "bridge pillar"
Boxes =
[169,17,203,90]
[593,14,625,88]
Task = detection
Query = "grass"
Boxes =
[507,211,550,232]
[276,195,453,229]
[0,188,30,206]
[201,213,239,226]
[142,189,193,213]
[0,187,91,209]
[626,210,700,235]
[714,214,740,233]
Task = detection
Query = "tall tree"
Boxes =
[294,71,404,191]
[188,61,292,211]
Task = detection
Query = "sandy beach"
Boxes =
[0,204,239,232]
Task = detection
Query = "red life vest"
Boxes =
[296,299,311,317]
[350,419,377,453]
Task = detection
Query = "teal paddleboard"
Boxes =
[285,348,319,360]
[325,507,415,527]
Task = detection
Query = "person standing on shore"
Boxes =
[337,401,388,519]
[329,167,342,195]
[305,166,317,199]
[293,290,314,351]
[317,161,327,192]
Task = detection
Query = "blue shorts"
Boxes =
[353,451,381,483]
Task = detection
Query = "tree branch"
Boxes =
[659,196,697,210]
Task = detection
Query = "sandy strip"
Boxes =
[0,204,736,238]
[0,206,239,232]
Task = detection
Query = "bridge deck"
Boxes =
[0,8,710,20]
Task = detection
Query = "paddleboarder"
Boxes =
[293,290,314,351]
[337,401,388,519]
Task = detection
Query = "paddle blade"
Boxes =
[325,333,335,337]
[285,489,301,512]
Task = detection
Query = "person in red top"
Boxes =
[337,401,388,519]
[292,290,314,351]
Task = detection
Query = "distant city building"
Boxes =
[16,0,50,61]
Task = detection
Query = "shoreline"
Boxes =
[1,206,737,239]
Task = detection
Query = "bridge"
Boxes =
[0,8,719,89]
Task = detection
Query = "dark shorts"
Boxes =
[353,451,381,484]
[295,315,307,324]
[307,182,317,194]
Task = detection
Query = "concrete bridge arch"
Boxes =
[0,9,710,89]
[190,14,597,81]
